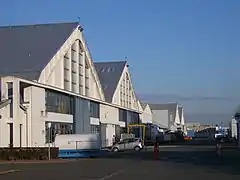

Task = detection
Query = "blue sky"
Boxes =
[1,0,240,123]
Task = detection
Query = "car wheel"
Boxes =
[112,147,119,152]
[134,146,141,151]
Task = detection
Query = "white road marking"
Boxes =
[98,170,125,180]
[0,169,20,175]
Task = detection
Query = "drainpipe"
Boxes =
[25,111,28,147]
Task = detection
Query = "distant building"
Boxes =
[186,123,215,132]
[148,103,185,131]
[139,102,152,124]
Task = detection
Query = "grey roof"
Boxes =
[94,61,126,103]
[149,103,178,118]
[152,120,168,129]
[140,102,147,110]
[0,22,79,80]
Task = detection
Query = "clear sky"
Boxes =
[1,0,239,123]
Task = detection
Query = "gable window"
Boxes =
[90,101,100,118]
[7,82,13,118]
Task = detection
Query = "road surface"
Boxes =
[0,145,239,180]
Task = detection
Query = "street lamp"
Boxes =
[47,122,52,160]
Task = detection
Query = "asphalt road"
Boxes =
[0,146,240,180]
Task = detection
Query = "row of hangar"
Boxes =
[0,22,185,148]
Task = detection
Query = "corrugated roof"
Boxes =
[0,22,79,80]
[94,61,126,103]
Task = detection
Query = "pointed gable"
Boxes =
[94,61,126,103]
[0,22,79,80]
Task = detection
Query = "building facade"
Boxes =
[0,22,142,148]
[148,103,185,131]
[139,102,153,124]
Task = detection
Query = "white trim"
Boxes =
[90,117,100,125]
[112,64,138,109]
[11,76,141,113]
[38,26,105,100]
[46,112,73,123]
[80,31,105,100]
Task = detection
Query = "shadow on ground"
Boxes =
[103,148,240,175]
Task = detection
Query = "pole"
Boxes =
[48,128,50,160]
[26,111,28,147]
[47,122,52,160]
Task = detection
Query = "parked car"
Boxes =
[111,138,143,152]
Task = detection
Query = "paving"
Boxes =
[0,146,239,180]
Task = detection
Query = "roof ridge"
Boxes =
[149,102,178,105]
[94,61,127,64]
[0,21,79,29]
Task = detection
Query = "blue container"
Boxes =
[187,130,195,137]
[58,149,109,158]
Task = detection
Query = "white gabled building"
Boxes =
[94,61,141,146]
[0,22,141,148]
[139,102,152,124]
[178,106,186,132]
[148,103,182,131]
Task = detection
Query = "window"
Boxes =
[91,125,100,134]
[45,122,73,143]
[7,82,13,118]
[45,90,73,114]
[119,109,127,122]
[120,127,127,134]
[8,123,13,148]
[131,112,140,124]
[90,101,99,118]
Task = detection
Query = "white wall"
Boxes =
[23,86,45,147]
[38,26,104,101]
[0,77,26,147]
[0,76,129,148]
[112,65,138,110]
[0,77,76,147]
[46,112,73,123]
[152,109,168,128]
[230,119,238,138]
[141,104,152,124]
[181,110,185,125]
[100,104,121,125]
[90,117,100,125]
[174,108,181,125]
[99,104,126,147]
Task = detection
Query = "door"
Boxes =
[8,123,13,148]
[101,124,107,147]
